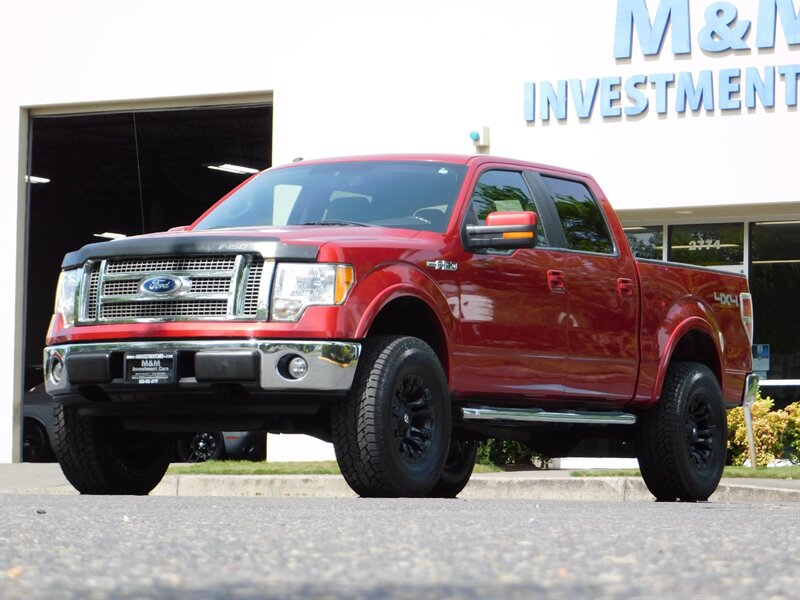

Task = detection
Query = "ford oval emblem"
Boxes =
[140,276,181,295]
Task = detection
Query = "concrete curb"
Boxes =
[152,474,357,498]
[147,475,800,503]
[3,469,798,503]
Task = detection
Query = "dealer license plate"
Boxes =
[124,352,176,385]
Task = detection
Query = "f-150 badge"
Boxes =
[426,260,458,272]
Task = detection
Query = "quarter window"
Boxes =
[543,176,614,254]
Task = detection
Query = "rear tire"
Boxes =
[53,399,171,495]
[636,362,727,502]
[331,336,451,497]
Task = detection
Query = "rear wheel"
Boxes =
[176,432,225,463]
[636,362,727,502]
[53,399,171,495]
[331,336,451,497]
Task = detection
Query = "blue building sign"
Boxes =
[524,0,800,122]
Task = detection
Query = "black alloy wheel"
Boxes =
[177,432,225,463]
[685,393,715,469]
[391,374,435,464]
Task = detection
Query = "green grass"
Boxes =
[168,461,798,479]
[168,460,342,475]
[168,460,502,476]
[569,465,800,479]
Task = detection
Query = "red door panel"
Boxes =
[454,249,567,401]
[562,252,638,403]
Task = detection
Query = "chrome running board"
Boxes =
[459,406,637,426]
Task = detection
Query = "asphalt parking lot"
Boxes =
[2,494,798,599]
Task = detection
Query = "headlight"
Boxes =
[54,269,80,328]
[271,263,354,322]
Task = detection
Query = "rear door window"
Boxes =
[542,176,613,254]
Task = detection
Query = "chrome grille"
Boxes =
[79,254,269,323]
[100,301,229,319]
[85,264,100,321]
[187,278,232,294]
[102,280,140,296]
[242,262,263,317]
[105,256,236,274]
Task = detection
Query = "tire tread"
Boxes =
[332,335,449,497]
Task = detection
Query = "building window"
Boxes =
[668,223,744,267]
[750,221,800,382]
[623,225,663,259]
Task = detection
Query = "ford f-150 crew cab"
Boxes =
[44,154,758,500]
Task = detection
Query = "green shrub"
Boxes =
[476,439,551,468]
[783,402,800,464]
[727,393,800,466]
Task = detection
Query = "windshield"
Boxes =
[193,160,467,233]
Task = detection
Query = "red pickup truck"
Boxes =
[44,154,757,500]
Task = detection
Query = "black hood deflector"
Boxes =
[61,234,320,269]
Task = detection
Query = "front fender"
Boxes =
[350,263,457,338]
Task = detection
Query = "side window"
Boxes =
[542,176,613,254]
[468,170,547,246]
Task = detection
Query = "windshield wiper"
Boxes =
[301,220,371,227]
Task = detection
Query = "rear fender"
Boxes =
[634,294,724,406]
[651,316,723,404]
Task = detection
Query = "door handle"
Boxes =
[617,278,635,298]
[548,270,566,292]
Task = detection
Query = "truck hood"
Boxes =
[60,225,438,269]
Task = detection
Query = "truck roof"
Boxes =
[271,154,593,179]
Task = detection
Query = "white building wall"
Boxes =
[1,0,798,462]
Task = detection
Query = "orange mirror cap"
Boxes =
[486,211,537,227]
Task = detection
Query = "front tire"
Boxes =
[635,362,727,502]
[53,399,171,495]
[331,336,451,497]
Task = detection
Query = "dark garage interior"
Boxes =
[24,103,273,390]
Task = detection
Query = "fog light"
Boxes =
[288,356,308,379]
[50,355,64,384]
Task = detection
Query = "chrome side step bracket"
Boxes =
[459,406,637,426]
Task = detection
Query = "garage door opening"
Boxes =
[23,103,272,398]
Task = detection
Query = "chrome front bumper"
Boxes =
[44,340,361,395]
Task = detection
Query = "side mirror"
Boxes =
[465,211,537,250]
